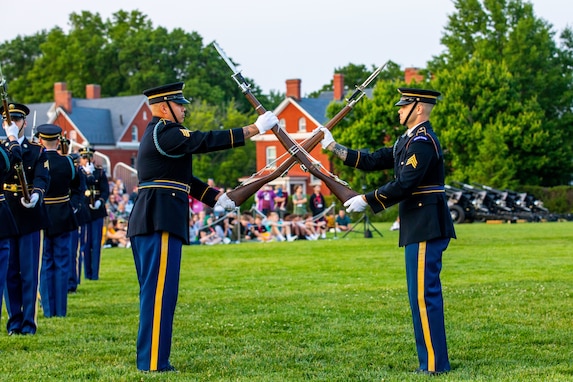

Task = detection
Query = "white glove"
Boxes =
[317,126,335,149]
[90,200,102,210]
[21,193,39,209]
[254,111,279,133]
[83,163,95,174]
[4,122,19,138]
[344,195,368,213]
[215,192,236,211]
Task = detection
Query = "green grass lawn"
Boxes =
[1,221,572,381]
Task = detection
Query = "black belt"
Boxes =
[412,185,445,195]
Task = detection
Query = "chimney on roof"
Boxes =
[86,84,101,99]
[404,67,424,84]
[286,79,301,101]
[54,82,72,113]
[333,73,345,101]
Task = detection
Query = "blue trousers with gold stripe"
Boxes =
[68,227,81,292]
[132,232,182,372]
[40,231,73,317]
[0,238,9,324]
[83,217,103,280]
[5,231,42,335]
[405,238,451,373]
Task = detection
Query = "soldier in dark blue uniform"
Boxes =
[319,88,456,375]
[79,147,109,281]
[0,120,22,325]
[127,82,278,372]
[1,103,50,335]
[37,124,81,317]
[68,152,88,293]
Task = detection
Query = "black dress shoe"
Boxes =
[157,365,177,373]
[414,368,448,376]
[8,330,21,336]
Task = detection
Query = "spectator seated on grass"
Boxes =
[104,218,130,248]
[335,209,352,232]
[250,215,272,242]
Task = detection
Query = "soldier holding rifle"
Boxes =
[0,118,22,327]
[127,82,277,372]
[319,88,456,375]
[36,124,81,317]
[1,102,50,335]
[79,146,109,281]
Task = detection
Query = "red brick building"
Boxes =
[251,74,348,197]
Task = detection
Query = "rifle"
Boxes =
[225,59,387,206]
[30,110,37,142]
[83,151,96,207]
[0,63,30,202]
[213,42,367,205]
[59,131,70,154]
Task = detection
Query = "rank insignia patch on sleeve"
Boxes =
[179,129,190,137]
[406,154,418,168]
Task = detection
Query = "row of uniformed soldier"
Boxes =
[0,102,108,334]
[78,147,109,281]
[0,112,23,333]
[1,103,49,335]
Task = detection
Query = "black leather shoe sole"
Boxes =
[414,368,448,376]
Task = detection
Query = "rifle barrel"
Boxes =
[220,52,386,205]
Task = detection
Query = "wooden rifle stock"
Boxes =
[223,55,388,205]
[214,41,360,204]
[15,163,31,202]
[59,132,70,155]
[233,83,359,204]
[227,103,355,206]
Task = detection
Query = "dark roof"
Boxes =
[295,88,374,125]
[72,95,146,145]
[297,98,333,125]
[16,94,146,145]
[23,102,53,138]
[68,102,114,143]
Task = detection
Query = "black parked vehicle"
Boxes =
[445,184,476,223]
[445,181,558,223]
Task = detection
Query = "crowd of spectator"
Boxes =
[102,177,354,248]
[103,178,136,248]
[186,181,350,246]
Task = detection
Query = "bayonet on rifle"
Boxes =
[213,41,361,204]
[213,42,387,205]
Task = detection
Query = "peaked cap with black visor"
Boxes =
[395,88,440,126]
[1,102,30,137]
[143,82,191,124]
[36,123,62,141]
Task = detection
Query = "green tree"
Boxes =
[309,61,403,98]
[324,80,408,193]
[186,100,256,188]
[429,0,573,187]
[0,32,47,102]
